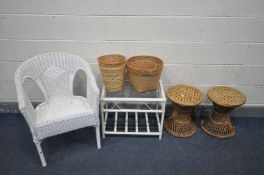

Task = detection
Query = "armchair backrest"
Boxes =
[15,52,92,102]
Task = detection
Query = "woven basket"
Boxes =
[127,56,163,93]
[98,54,126,92]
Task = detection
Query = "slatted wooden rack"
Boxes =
[100,80,166,139]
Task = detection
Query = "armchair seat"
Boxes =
[35,96,97,140]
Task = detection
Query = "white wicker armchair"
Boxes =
[15,52,101,167]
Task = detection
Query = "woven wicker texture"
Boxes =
[201,113,235,139]
[208,86,246,108]
[164,85,203,138]
[98,54,126,68]
[15,52,101,166]
[127,56,163,93]
[167,85,203,106]
[164,110,196,137]
[201,86,246,139]
[98,54,126,92]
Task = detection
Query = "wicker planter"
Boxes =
[127,56,163,93]
[98,54,126,92]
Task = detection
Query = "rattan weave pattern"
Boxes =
[127,56,163,93]
[201,114,235,139]
[15,52,101,166]
[164,85,203,138]
[167,85,203,106]
[127,56,163,75]
[98,54,126,68]
[208,86,246,107]
[98,54,126,92]
[164,110,196,137]
[201,86,246,139]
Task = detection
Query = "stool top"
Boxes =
[208,86,246,108]
[167,85,203,106]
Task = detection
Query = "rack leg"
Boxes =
[100,102,105,139]
[159,101,166,140]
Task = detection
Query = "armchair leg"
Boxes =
[34,141,47,167]
[95,125,101,149]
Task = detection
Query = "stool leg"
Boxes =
[164,105,196,138]
[201,106,235,139]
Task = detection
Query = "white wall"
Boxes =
[0,0,264,105]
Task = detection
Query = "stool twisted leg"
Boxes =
[164,105,196,137]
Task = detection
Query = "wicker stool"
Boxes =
[164,85,203,137]
[201,86,246,139]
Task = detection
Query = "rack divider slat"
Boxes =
[135,112,138,133]
[114,112,118,132]
[125,112,128,133]
[145,113,150,133]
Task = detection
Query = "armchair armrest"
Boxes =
[81,63,100,115]
[15,83,36,129]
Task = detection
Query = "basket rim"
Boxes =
[130,60,158,71]
[127,55,163,75]
[98,54,126,67]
